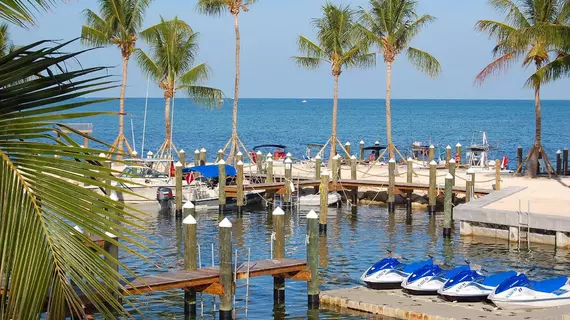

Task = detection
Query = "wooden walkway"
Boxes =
[227,179,492,197]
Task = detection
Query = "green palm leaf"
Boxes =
[407,47,441,78]
[0,39,150,319]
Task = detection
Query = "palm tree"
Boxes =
[0,23,14,56]
[293,3,375,162]
[358,0,441,161]
[1,39,149,319]
[197,0,257,163]
[135,17,224,158]
[475,0,570,177]
[81,0,151,158]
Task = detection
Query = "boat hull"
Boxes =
[299,192,341,207]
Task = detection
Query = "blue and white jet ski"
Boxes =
[489,274,570,309]
[361,257,433,289]
[402,264,471,295]
[438,269,518,302]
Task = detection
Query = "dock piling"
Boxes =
[103,232,119,302]
[359,140,365,161]
[194,149,200,166]
[495,159,501,190]
[218,160,226,214]
[428,160,437,214]
[315,155,321,179]
[517,146,523,174]
[443,174,453,238]
[218,218,233,319]
[445,145,451,168]
[455,143,462,164]
[175,161,183,217]
[199,148,206,165]
[556,150,562,175]
[266,154,274,210]
[467,168,475,186]
[179,149,186,167]
[306,210,319,308]
[319,173,329,233]
[406,158,413,212]
[236,151,243,163]
[350,155,358,210]
[256,150,263,174]
[449,159,456,186]
[272,207,286,303]
[564,148,569,175]
[284,158,292,208]
[236,161,244,214]
[332,155,340,183]
[217,149,224,163]
[428,145,435,163]
[183,213,197,316]
[345,141,351,159]
[388,158,395,213]
[465,174,472,202]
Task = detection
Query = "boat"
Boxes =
[402,263,471,295]
[302,100,307,103]
[363,143,388,163]
[251,144,287,162]
[488,274,570,309]
[438,269,517,302]
[466,132,490,168]
[361,257,433,289]
[298,192,341,207]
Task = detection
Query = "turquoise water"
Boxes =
[85,98,570,163]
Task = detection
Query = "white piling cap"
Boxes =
[218,159,226,165]
[286,152,292,157]
[321,169,330,176]
[132,150,138,156]
[237,160,244,166]
[307,210,318,219]
[256,150,262,155]
[557,150,562,154]
[195,149,200,153]
[110,190,119,201]
[147,151,154,155]
[267,153,273,158]
[105,231,117,238]
[200,148,206,152]
[360,140,365,144]
[273,207,285,216]
[183,214,197,224]
[345,141,351,146]
[237,151,243,156]
[334,154,340,160]
[80,145,85,148]
[74,225,84,234]
[449,159,456,164]
[183,201,195,209]
[375,141,380,145]
[175,161,183,167]
[429,160,437,166]
[219,217,232,228]
[446,145,451,149]
[407,157,413,161]
[315,154,321,160]
[218,149,223,153]
[467,168,474,174]
[266,157,273,162]
[456,143,462,147]
[429,145,434,149]
[179,149,185,153]
[389,158,396,163]
[284,158,292,163]
[446,173,453,179]
[99,153,106,158]
[350,155,356,160]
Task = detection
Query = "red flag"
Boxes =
[186,172,194,184]
[169,161,175,176]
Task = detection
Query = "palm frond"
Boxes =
[134,48,161,81]
[475,50,518,85]
[407,47,441,78]
[342,46,376,69]
[475,19,517,40]
[0,0,62,26]
[81,25,112,47]
[292,56,323,70]
[488,0,531,28]
[0,40,150,319]
[196,0,229,16]
[177,62,210,85]
[184,85,224,109]
[296,35,327,59]
[526,52,570,87]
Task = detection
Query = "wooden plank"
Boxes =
[195,282,224,296]
[235,258,307,280]
[280,269,311,281]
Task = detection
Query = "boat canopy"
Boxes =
[252,144,287,151]
[363,145,388,151]
[182,165,236,178]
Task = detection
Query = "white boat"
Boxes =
[402,264,470,294]
[438,269,517,302]
[298,192,341,207]
[489,274,570,309]
[361,257,433,289]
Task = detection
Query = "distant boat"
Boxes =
[302,100,307,103]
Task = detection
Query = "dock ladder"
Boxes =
[517,199,531,249]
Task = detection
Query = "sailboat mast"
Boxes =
[141,78,150,156]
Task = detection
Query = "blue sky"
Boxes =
[11,0,570,99]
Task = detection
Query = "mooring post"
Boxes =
[236,151,243,163]
[103,158,112,196]
[266,154,274,210]
[449,159,456,186]
[272,207,286,303]
[194,149,200,166]
[256,150,263,175]
[345,141,351,159]
[465,172,472,202]
[175,161,183,217]
[218,160,226,214]
[217,149,224,163]
[218,218,233,320]
[199,148,206,165]
[517,146,523,173]
[445,145,451,168]
[350,155,358,209]
[406,157,413,211]
[443,174,453,238]
[332,155,340,183]
[556,150,562,175]
[284,158,292,208]
[359,140,365,161]
[103,232,119,302]
[315,155,322,179]
[306,210,319,308]
[428,160,437,214]
[183,212,197,316]
[319,173,329,233]
[495,159,501,190]
[428,145,435,163]
[455,143,462,165]
[179,149,186,167]
[388,158,396,213]
[147,150,153,159]
[562,148,568,175]
[467,168,475,186]
[236,161,244,215]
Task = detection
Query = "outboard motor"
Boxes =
[157,187,174,211]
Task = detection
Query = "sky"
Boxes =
[11,0,570,100]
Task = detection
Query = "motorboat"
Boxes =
[402,263,471,295]
[438,269,517,302]
[363,143,388,163]
[489,274,570,309]
[361,257,433,289]
[251,144,287,162]
[298,192,341,207]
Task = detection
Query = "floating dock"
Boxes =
[320,286,570,320]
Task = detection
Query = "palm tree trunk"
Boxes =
[118,54,129,158]
[386,60,394,160]
[165,96,171,155]
[229,12,241,161]
[329,74,339,163]
[529,85,541,178]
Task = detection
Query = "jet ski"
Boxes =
[402,263,471,295]
[438,269,518,302]
[489,274,570,309]
[361,257,433,289]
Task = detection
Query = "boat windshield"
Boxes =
[120,167,168,178]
